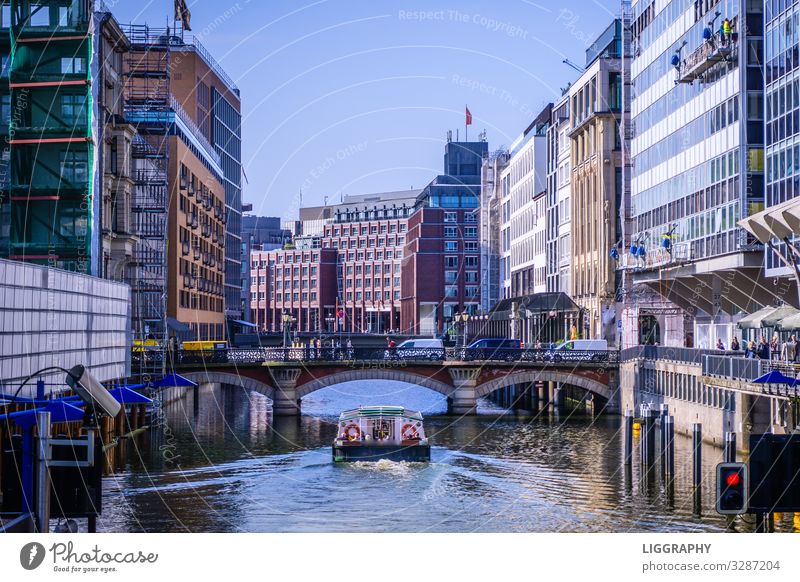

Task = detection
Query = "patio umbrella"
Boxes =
[752,369,797,385]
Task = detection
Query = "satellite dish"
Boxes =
[65,365,121,419]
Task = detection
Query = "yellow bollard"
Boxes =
[794,513,800,532]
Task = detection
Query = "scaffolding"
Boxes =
[7,0,95,274]
[122,23,176,378]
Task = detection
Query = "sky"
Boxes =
[110,0,619,220]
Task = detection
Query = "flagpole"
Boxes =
[465,104,468,141]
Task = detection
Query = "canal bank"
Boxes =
[619,346,800,454]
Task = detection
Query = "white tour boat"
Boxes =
[332,406,431,462]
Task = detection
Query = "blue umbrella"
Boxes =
[150,373,198,388]
[752,370,797,385]
[0,400,85,429]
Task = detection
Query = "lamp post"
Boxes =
[282,311,291,348]
[462,312,470,348]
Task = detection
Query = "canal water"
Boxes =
[99,382,756,533]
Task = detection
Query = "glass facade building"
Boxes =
[765,0,800,276]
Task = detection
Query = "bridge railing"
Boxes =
[133,347,620,366]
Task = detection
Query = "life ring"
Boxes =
[401,423,419,440]
[343,423,361,441]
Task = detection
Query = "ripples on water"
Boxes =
[98,381,763,533]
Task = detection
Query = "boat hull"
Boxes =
[332,443,431,462]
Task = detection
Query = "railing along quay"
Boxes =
[621,345,800,397]
[132,347,620,366]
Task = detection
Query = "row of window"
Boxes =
[445,286,479,298]
[327,236,406,248]
[326,222,407,236]
[444,256,479,268]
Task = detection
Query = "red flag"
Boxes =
[465,106,472,126]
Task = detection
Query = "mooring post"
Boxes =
[624,408,633,465]
[692,423,702,516]
[664,415,675,480]
[35,411,51,533]
[724,431,736,463]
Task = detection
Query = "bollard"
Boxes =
[35,411,51,533]
[659,404,669,456]
[664,415,675,480]
[624,409,633,465]
[724,431,736,463]
[692,423,702,488]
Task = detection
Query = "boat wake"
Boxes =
[349,458,416,475]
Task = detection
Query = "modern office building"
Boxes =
[479,149,510,312]
[502,105,550,298]
[401,135,488,334]
[241,214,292,322]
[123,24,233,343]
[568,19,625,344]
[167,31,243,330]
[625,0,767,349]
[546,93,573,296]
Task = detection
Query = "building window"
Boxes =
[61,57,86,74]
[465,227,477,237]
[445,286,458,297]
[444,227,458,237]
[445,271,458,284]
[464,256,478,268]
[445,256,458,268]
[60,150,88,184]
[465,241,478,252]
[464,212,477,223]
[445,241,458,251]
[444,211,457,222]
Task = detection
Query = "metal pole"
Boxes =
[724,431,736,463]
[692,423,702,516]
[659,403,669,455]
[35,411,51,533]
[624,408,633,465]
[664,415,675,480]
[692,423,702,488]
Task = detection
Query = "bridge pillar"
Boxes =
[604,370,621,414]
[552,382,565,411]
[448,368,480,415]
[538,382,547,408]
[269,368,302,416]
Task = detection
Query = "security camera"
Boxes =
[65,365,121,418]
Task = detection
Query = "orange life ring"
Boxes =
[343,423,361,441]
[401,423,419,440]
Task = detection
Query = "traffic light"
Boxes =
[716,462,748,515]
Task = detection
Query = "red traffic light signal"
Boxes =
[716,462,748,515]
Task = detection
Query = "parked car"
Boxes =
[391,338,445,360]
[462,338,522,361]
[546,339,609,362]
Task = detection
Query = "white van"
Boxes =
[554,339,608,351]
[546,339,609,362]
[391,338,444,360]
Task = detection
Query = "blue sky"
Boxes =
[111,0,618,219]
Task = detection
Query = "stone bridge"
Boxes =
[176,359,620,416]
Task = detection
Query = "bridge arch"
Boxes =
[475,370,614,402]
[181,371,275,401]
[295,369,453,399]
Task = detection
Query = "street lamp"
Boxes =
[282,311,291,348]
[455,312,471,348]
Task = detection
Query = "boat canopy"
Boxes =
[338,406,423,421]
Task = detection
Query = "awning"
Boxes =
[761,306,800,328]
[739,195,800,243]
[737,306,779,329]
[230,319,257,328]
[167,317,191,332]
[777,312,800,330]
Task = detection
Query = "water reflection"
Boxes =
[99,381,752,533]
